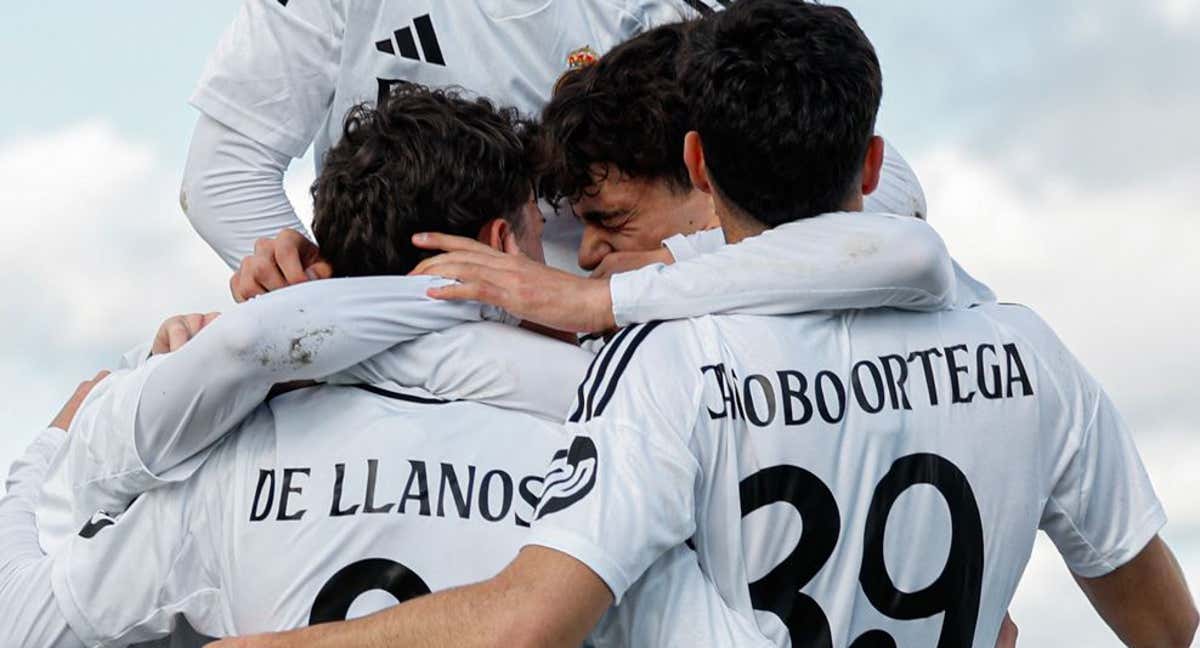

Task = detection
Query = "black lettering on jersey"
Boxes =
[977,345,1003,399]
[907,348,944,406]
[779,370,813,425]
[702,364,735,420]
[436,463,476,519]
[398,460,432,516]
[479,470,514,522]
[680,0,732,15]
[1004,343,1034,397]
[250,469,276,522]
[277,0,289,6]
[879,354,914,410]
[78,510,118,539]
[814,370,847,423]
[743,374,777,426]
[852,360,888,414]
[704,342,1036,429]
[330,463,360,517]
[945,345,976,404]
[278,468,310,521]
[363,459,395,514]
[536,436,599,520]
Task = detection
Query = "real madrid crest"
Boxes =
[567,45,599,70]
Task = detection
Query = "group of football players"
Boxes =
[1,0,1196,647]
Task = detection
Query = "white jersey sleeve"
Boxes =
[328,322,595,422]
[590,544,771,648]
[181,114,309,268]
[0,427,85,648]
[610,212,955,327]
[525,321,706,601]
[1039,377,1166,578]
[39,277,494,552]
[190,0,344,159]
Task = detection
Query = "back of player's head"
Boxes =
[682,0,882,226]
[312,84,535,277]
[538,21,694,205]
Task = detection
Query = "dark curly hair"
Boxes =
[312,84,536,277]
[682,0,883,226]
[538,21,695,206]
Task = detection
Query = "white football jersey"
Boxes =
[50,382,570,643]
[526,305,1165,647]
[191,0,724,271]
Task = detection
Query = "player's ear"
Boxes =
[861,135,886,197]
[477,218,510,253]
[683,131,713,195]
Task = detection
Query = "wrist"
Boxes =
[586,277,616,332]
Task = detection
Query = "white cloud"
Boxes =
[0,121,230,470]
[917,144,1200,641]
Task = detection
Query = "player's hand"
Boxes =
[152,312,221,355]
[50,370,110,431]
[410,232,615,333]
[588,247,673,280]
[996,613,1018,648]
[230,229,333,303]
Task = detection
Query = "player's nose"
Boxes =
[578,224,612,272]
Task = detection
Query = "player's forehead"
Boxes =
[571,167,657,218]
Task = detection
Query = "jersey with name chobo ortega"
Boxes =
[528,305,1165,648]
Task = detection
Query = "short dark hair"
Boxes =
[312,84,535,277]
[538,22,694,205]
[682,0,882,225]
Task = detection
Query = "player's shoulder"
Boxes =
[569,320,710,423]
[607,0,728,24]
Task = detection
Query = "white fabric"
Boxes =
[37,276,498,555]
[0,427,84,648]
[526,304,1164,647]
[610,212,957,327]
[181,115,309,269]
[866,138,928,219]
[186,0,716,271]
[329,321,593,422]
[45,330,769,646]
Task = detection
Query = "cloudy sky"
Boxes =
[1,1,1196,645]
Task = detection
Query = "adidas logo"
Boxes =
[375,14,445,66]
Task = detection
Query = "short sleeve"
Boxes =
[1039,387,1166,578]
[190,0,344,158]
[50,475,226,645]
[590,544,771,648]
[524,321,708,601]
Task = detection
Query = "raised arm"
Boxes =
[183,0,344,266]
[181,115,310,268]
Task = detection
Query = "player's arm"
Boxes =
[0,381,104,648]
[46,277,494,544]
[219,546,611,648]
[1040,364,1198,646]
[1073,535,1196,647]
[182,0,344,267]
[409,209,954,332]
